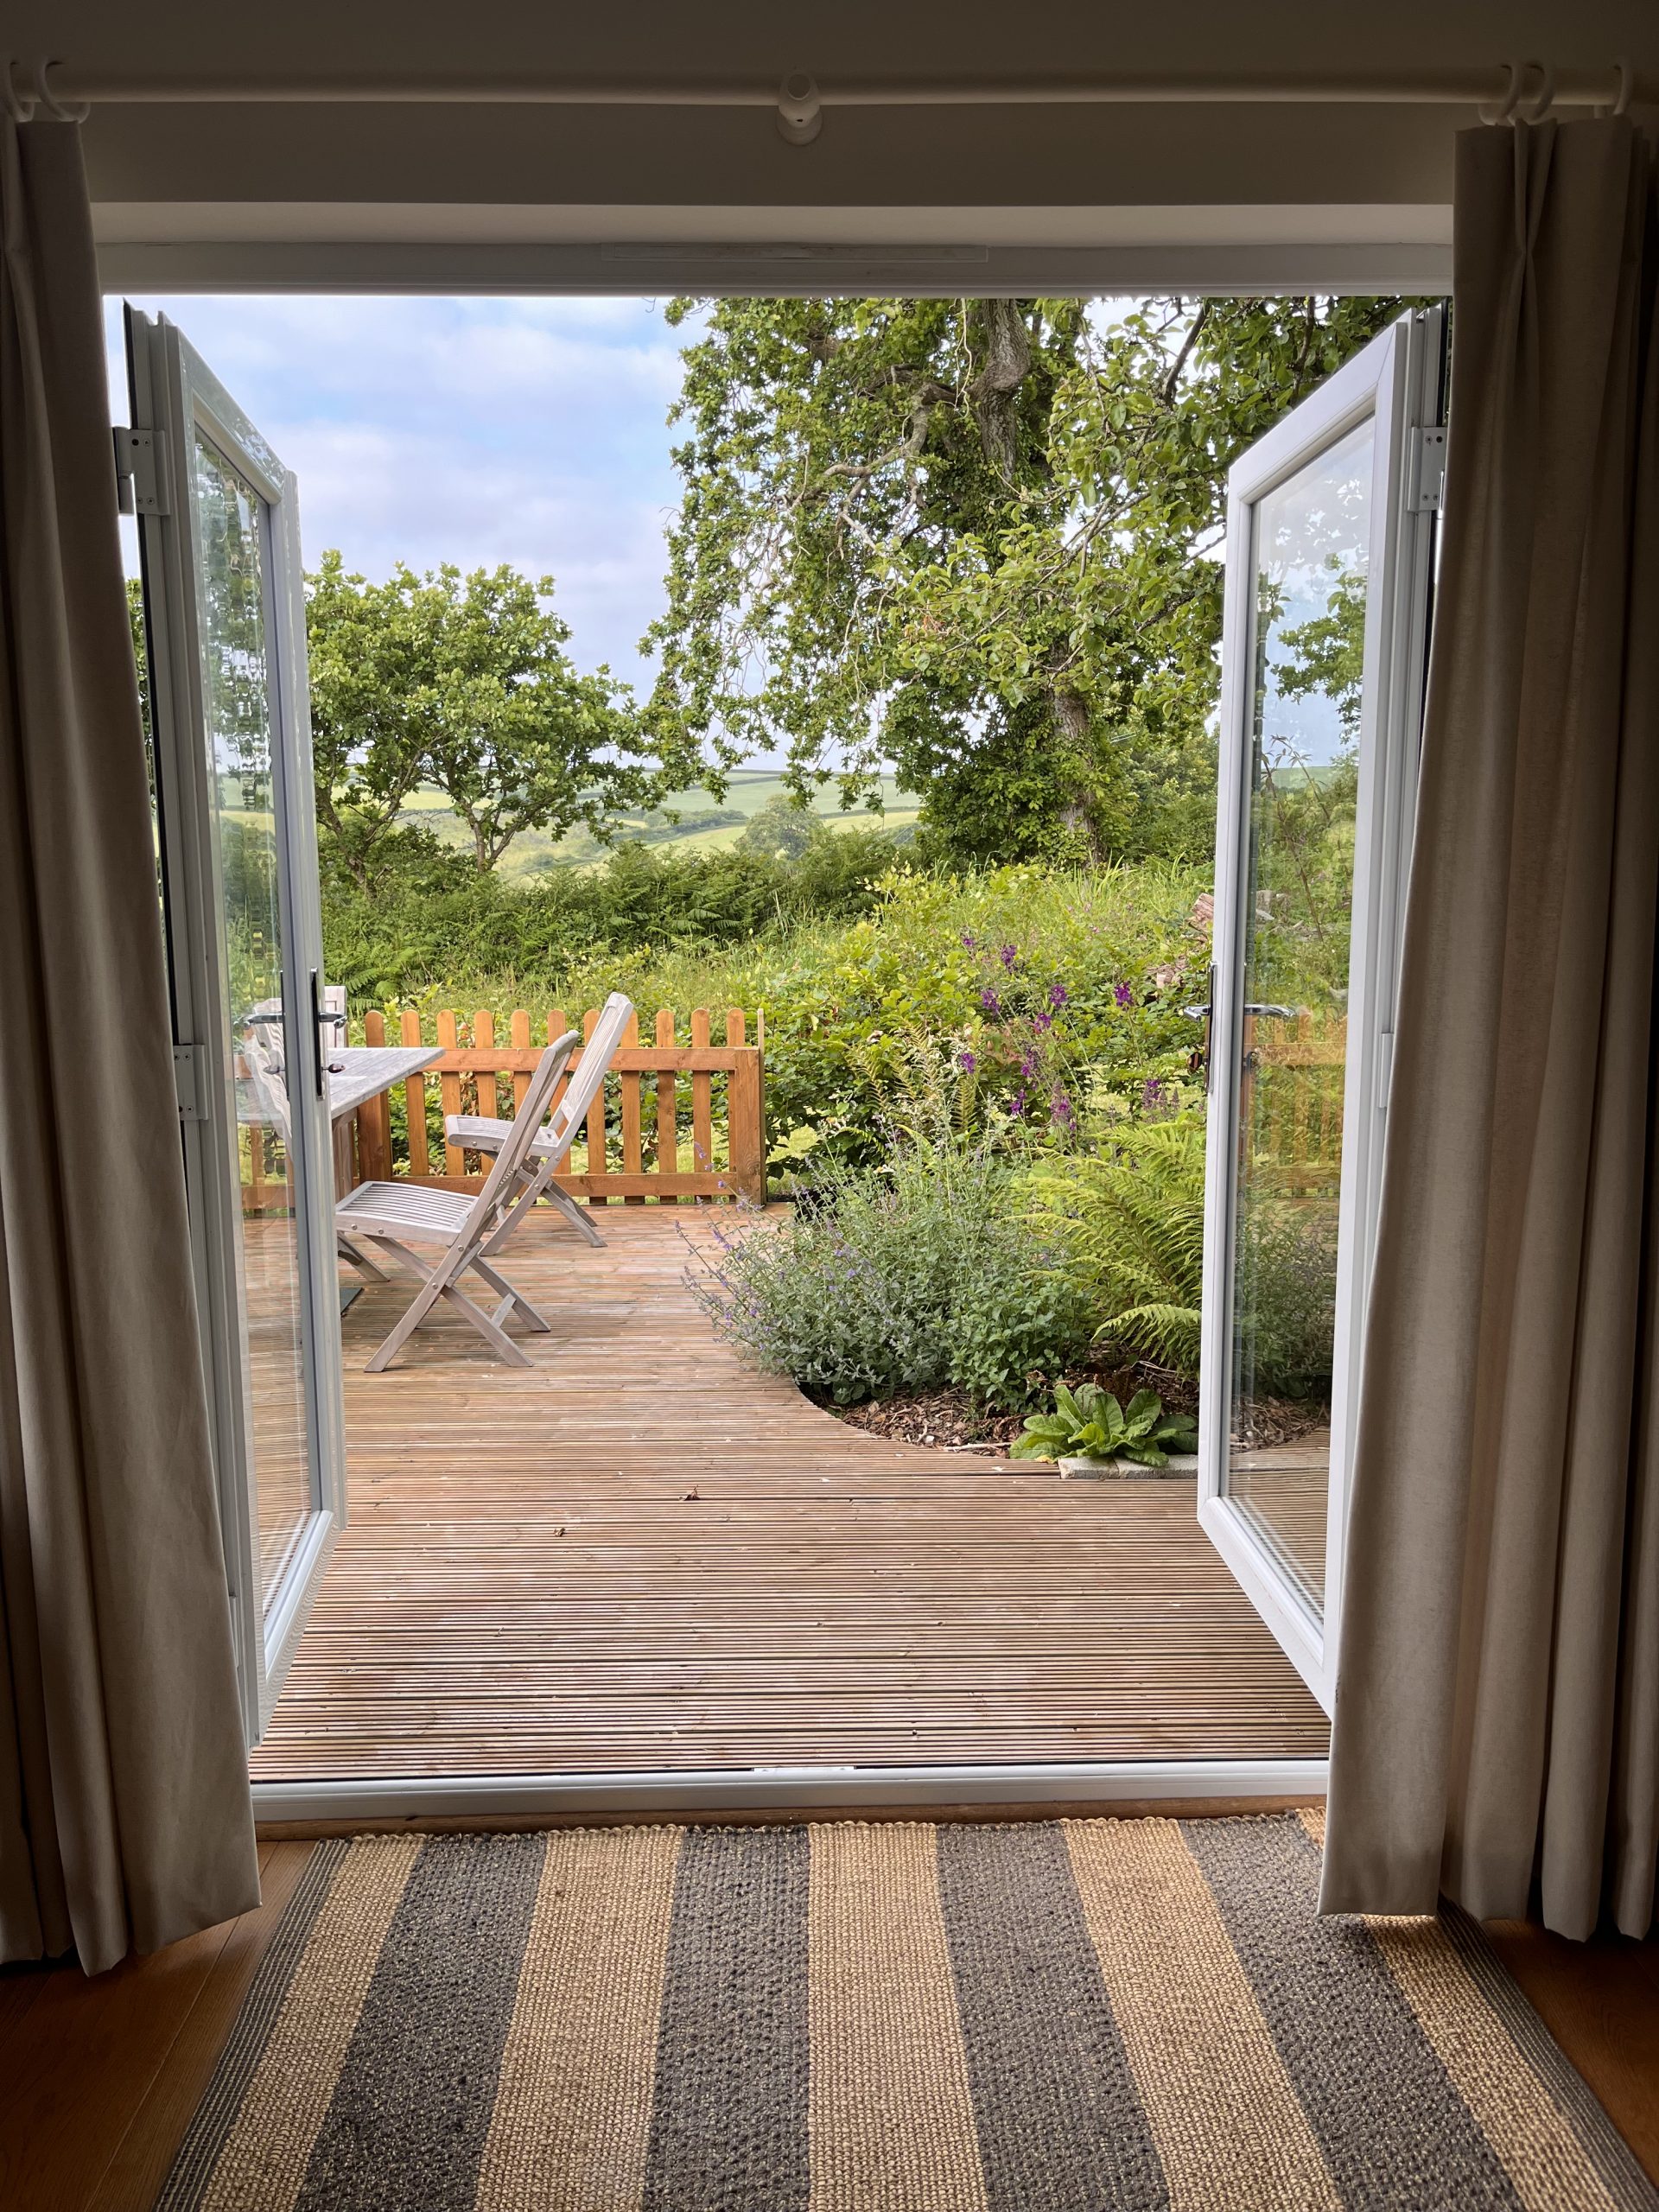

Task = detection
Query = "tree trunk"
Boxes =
[1050,686,1109,862]
[969,299,1033,483]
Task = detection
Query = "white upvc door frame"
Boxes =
[1198,306,1444,1713]
[109,260,1440,1821]
[126,307,346,1742]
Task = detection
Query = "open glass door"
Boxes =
[1199,308,1444,1713]
[124,308,345,1741]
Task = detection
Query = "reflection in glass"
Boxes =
[196,433,312,1606]
[1224,418,1373,1608]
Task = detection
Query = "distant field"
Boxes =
[399,769,921,879]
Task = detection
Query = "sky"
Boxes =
[105,295,699,698]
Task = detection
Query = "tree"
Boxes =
[308,556,647,880]
[644,296,1414,866]
[307,551,435,889]
[739,793,823,861]
[126,575,149,738]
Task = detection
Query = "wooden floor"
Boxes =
[5,1838,1656,2212]
[251,1209,1328,1780]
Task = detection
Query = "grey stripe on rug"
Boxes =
[161,1816,1659,2212]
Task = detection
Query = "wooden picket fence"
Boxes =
[1248,1008,1346,1196]
[346,1005,766,1205]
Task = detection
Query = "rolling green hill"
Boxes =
[399,769,921,879]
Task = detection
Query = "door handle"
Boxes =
[308,969,325,1097]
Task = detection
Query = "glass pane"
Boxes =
[195,430,313,1607]
[1224,417,1373,1609]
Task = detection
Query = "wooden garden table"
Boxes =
[325,1045,439,1197]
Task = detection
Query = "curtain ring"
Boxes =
[33,58,90,124]
[1478,60,1525,126]
[1518,63,1555,123]
[1,59,38,123]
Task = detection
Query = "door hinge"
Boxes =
[1409,426,1446,514]
[113,425,171,516]
[173,1042,207,1121]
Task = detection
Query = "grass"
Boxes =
[396,770,921,880]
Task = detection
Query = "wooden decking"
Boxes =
[251,1210,1327,1780]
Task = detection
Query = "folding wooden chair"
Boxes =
[442,991,634,1252]
[334,1027,582,1372]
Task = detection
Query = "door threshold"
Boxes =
[251,1757,1328,1832]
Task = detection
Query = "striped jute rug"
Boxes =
[160,1814,1656,2212]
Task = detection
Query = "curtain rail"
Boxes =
[27,62,1649,112]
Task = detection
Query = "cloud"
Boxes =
[104,293,696,689]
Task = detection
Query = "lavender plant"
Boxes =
[687,1128,1091,1411]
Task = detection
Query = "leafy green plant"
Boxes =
[688,1129,1090,1412]
[646,294,1413,867]
[1026,1103,1338,1400]
[1013,1382,1197,1465]
[1023,1112,1207,1376]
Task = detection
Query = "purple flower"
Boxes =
[1032,1010,1052,1033]
[960,931,977,950]
[1114,981,1135,1008]
[1000,944,1019,971]
[1142,1076,1169,1113]
[958,1049,977,1073]
[1020,1052,1038,1081]
[1047,982,1069,1007]
[980,988,1002,1016]
[1008,1089,1027,1118]
[1050,1089,1077,1128]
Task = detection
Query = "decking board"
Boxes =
[251,1210,1327,1779]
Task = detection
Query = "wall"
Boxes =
[14,2,1657,289]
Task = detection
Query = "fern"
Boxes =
[1022,1114,1207,1379]
[1024,1106,1338,1397]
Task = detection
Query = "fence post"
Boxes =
[620,1007,645,1203]
[725,1008,766,1202]
[473,1008,496,1130]
[690,1007,713,1175]
[437,1009,463,1176]
[582,1007,607,1205]
[358,1007,392,1181]
[399,1006,429,1179]
[655,1008,678,1192]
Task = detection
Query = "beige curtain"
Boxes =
[1322,117,1659,1941]
[0,113,259,1973]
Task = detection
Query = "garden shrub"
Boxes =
[321,824,911,1007]
[1023,1111,1208,1378]
[326,850,1217,1190]
[689,1133,1091,1412]
[1026,1104,1337,1398]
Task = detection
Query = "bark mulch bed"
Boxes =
[826,1366,1325,1458]
[827,1363,1192,1457]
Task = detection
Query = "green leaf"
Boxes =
[1012,1432,1062,1460]
[1124,1387,1163,1430]
[1052,1381,1085,1429]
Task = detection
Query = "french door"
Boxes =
[124,308,345,1741]
[1199,308,1445,1713]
